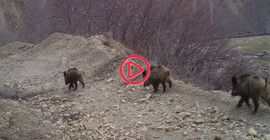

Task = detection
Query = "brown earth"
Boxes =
[0,33,270,140]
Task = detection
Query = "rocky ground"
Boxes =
[1,33,270,140]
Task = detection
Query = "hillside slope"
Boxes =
[229,35,270,62]
[192,0,270,37]
[0,0,24,46]
[1,33,270,140]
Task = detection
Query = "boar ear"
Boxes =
[150,66,156,71]
[165,71,170,77]
[232,76,237,84]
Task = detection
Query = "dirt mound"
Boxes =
[0,33,129,99]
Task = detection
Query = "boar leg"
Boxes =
[252,98,259,114]
[74,82,78,91]
[162,82,167,93]
[167,80,172,88]
[153,84,159,93]
[244,97,251,108]
[69,83,74,90]
[237,97,245,108]
[79,79,85,88]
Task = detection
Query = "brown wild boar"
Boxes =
[231,74,270,114]
[64,68,85,90]
[142,65,172,93]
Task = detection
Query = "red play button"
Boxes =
[120,55,150,85]
[128,61,144,79]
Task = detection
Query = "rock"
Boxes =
[99,111,105,115]
[174,106,182,113]
[63,114,70,118]
[164,126,178,132]
[124,125,132,129]
[186,118,193,122]
[148,107,155,112]
[145,94,152,99]
[210,117,218,123]
[83,122,101,130]
[85,114,91,119]
[165,119,173,124]
[104,107,110,112]
[265,134,270,140]
[158,102,164,105]
[222,115,232,121]
[238,116,244,121]
[136,121,143,127]
[94,77,100,81]
[219,128,224,132]
[145,86,151,91]
[215,123,221,127]
[142,112,148,115]
[177,112,191,120]
[198,110,204,115]
[229,124,236,130]
[117,90,123,94]
[138,98,149,103]
[124,132,130,136]
[141,126,148,132]
[178,122,188,128]
[183,131,187,136]
[106,78,114,83]
[210,107,219,114]
[248,127,257,136]
[194,118,204,124]
[41,104,48,109]
[50,109,55,113]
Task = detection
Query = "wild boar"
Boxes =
[64,68,85,90]
[232,74,270,114]
[142,65,172,93]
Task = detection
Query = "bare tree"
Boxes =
[26,0,239,90]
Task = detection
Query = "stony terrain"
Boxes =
[1,33,270,140]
